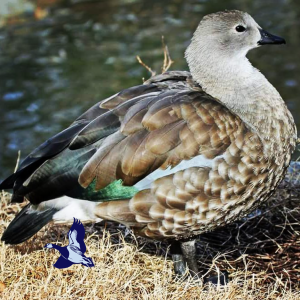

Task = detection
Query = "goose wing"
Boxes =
[68,218,86,253]
[76,72,243,192]
[0,71,247,224]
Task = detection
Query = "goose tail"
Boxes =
[1,204,58,244]
[82,257,94,268]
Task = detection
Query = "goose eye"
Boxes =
[235,25,246,32]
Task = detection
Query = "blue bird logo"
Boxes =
[44,218,94,269]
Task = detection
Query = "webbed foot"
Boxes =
[203,270,229,285]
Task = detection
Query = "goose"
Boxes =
[0,10,297,279]
[44,218,94,268]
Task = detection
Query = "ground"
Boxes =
[0,170,299,299]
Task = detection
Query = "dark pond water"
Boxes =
[0,0,300,181]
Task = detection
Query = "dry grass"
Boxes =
[0,183,299,299]
[0,163,300,299]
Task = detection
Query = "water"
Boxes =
[0,0,300,181]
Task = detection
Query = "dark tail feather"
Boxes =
[82,257,94,267]
[1,204,58,244]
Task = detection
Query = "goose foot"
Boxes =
[203,270,229,285]
[170,239,229,285]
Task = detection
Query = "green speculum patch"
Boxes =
[81,179,139,202]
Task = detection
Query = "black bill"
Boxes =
[258,28,286,45]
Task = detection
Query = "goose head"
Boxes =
[44,243,53,248]
[185,10,286,109]
[186,10,285,62]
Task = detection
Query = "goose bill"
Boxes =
[258,28,286,45]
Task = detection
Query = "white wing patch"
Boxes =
[134,154,221,190]
[68,229,80,249]
[33,196,103,223]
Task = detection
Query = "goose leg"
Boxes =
[180,239,198,276]
[170,239,198,276]
[171,239,229,284]
[170,241,186,276]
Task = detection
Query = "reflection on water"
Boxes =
[0,0,300,181]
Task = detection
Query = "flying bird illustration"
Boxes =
[44,218,94,269]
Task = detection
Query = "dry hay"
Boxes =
[0,163,299,299]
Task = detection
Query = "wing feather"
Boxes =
[69,112,120,150]
[145,121,185,155]
[79,131,125,189]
